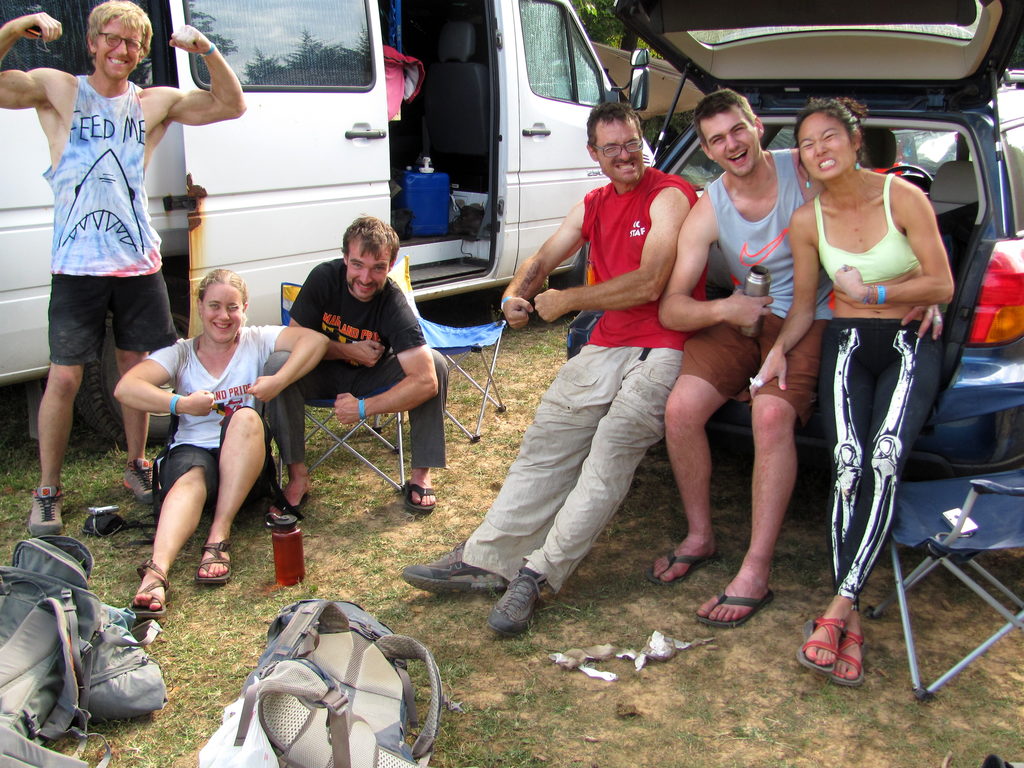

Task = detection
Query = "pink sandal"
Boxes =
[830,630,865,687]
[797,617,845,675]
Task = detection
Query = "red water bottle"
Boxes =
[267,512,305,586]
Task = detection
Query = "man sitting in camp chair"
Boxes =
[266,216,448,513]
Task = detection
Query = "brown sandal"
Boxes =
[195,540,231,585]
[134,559,169,619]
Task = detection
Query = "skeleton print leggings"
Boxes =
[818,318,941,603]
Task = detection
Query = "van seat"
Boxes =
[425,21,489,157]
[862,127,897,169]
[930,160,978,215]
[931,160,979,268]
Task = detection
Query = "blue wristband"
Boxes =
[501,296,514,307]
[876,284,886,304]
[358,398,366,420]
[201,41,216,56]
[169,394,181,415]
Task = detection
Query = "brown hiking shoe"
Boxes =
[124,459,154,504]
[487,567,544,636]
[28,486,63,536]
[402,542,507,593]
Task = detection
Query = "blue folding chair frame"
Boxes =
[301,398,405,491]
[867,469,1024,699]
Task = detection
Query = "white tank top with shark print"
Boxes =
[45,76,161,276]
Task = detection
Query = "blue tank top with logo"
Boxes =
[706,150,831,320]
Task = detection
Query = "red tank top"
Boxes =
[582,167,702,350]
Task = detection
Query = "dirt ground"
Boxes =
[1,310,1022,768]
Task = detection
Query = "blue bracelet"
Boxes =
[876,284,886,304]
[358,398,366,420]
[201,42,216,56]
[169,394,181,415]
[501,296,514,307]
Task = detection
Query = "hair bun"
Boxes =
[836,97,868,122]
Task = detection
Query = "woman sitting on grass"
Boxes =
[114,268,327,618]
[789,98,953,686]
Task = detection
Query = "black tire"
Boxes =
[75,280,190,447]
[75,322,175,447]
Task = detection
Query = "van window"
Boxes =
[520,0,602,106]
[0,0,154,84]
[187,0,373,90]
[1005,124,1024,235]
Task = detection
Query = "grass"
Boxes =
[1,309,1023,768]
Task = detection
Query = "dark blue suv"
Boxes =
[590,0,1024,477]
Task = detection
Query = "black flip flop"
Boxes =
[195,541,231,585]
[695,589,775,628]
[133,559,168,619]
[645,551,719,586]
[403,483,436,515]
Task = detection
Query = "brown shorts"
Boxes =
[680,315,827,424]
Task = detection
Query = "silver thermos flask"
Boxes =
[740,265,771,337]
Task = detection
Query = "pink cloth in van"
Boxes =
[383,46,424,120]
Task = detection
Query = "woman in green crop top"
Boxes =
[789,98,954,687]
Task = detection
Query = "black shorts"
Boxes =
[48,272,177,366]
[158,407,273,510]
[162,443,221,502]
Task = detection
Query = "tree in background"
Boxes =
[572,0,635,49]
[571,0,691,150]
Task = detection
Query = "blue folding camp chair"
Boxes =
[280,283,406,491]
[389,257,507,442]
[867,469,1024,699]
[419,316,506,442]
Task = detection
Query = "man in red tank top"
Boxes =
[403,102,703,635]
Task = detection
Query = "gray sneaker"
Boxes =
[487,568,544,636]
[28,486,63,536]
[124,459,154,505]
[402,542,507,593]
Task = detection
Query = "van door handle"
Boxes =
[345,126,387,139]
[522,125,551,137]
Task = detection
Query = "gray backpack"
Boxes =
[233,599,443,768]
[0,537,167,767]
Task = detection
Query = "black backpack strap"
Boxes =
[151,413,179,521]
[256,410,302,520]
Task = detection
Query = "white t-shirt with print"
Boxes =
[148,325,284,450]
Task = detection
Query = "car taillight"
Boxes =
[968,238,1024,345]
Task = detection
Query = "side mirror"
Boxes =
[629,48,650,112]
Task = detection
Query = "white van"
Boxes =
[0,0,614,439]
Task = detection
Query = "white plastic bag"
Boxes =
[198,696,276,768]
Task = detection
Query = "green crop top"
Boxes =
[814,174,920,284]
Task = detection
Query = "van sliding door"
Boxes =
[171,0,390,330]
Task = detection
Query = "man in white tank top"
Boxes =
[1,3,245,536]
[646,89,829,628]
